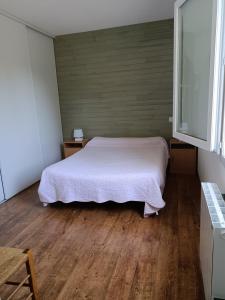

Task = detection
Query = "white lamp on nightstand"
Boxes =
[73,128,84,141]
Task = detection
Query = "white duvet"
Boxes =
[38,137,169,217]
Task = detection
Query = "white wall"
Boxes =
[198,149,225,193]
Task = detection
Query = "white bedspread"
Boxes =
[38,137,169,217]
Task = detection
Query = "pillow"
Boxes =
[86,136,168,148]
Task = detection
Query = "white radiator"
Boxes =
[200,183,225,300]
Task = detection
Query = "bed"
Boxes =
[38,137,169,217]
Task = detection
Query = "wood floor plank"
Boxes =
[0,174,205,300]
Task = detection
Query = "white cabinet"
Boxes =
[0,15,62,201]
[27,28,62,168]
[0,172,4,203]
[0,15,44,199]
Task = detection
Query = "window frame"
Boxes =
[173,0,224,151]
[212,0,225,163]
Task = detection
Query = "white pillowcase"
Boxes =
[86,136,168,149]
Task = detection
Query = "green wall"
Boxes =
[54,19,173,139]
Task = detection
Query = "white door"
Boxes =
[0,169,5,203]
[173,0,224,150]
[27,28,62,168]
[0,15,44,199]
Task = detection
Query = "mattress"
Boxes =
[38,137,169,217]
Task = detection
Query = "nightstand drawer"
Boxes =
[170,148,196,174]
[64,147,81,158]
[169,138,197,174]
[63,139,89,158]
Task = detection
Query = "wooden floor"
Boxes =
[0,174,204,300]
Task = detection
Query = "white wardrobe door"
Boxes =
[27,28,62,168]
[0,15,44,199]
[0,170,5,202]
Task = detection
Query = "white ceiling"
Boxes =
[0,0,175,36]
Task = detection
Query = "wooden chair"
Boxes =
[0,247,39,299]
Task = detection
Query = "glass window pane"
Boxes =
[177,0,213,140]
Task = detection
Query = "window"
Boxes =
[173,0,225,151]
[220,66,225,158]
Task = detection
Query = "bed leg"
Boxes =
[42,202,48,207]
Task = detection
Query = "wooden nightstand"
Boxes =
[63,139,89,158]
[169,138,197,175]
